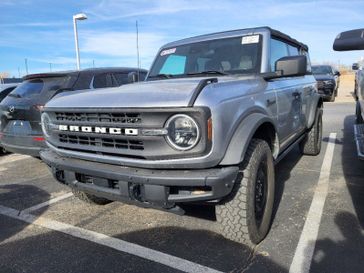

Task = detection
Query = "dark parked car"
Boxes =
[312,65,340,102]
[0,83,19,154]
[333,28,364,159]
[0,67,147,157]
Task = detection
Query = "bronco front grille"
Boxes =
[55,112,141,124]
[59,134,144,150]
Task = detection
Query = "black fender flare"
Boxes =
[219,113,278,165]
[306,94,323,129]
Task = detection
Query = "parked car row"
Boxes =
[1,25,360,247]
[0,67,147,157]
[311,64,340,102]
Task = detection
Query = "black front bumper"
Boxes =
[40,149,239,213]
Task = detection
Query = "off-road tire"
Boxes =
[216,139,275,246]
[0,147,8,156]
[72,188,112,205]
[299,107,323,155]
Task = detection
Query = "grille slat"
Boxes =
[59,134,144,151]
[55,112,141,124]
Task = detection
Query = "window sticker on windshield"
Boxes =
[241,35,260,44]
[160,48,176,56]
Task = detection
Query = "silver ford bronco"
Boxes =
[40,27,323,245]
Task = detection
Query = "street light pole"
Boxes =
[73,13,87,70]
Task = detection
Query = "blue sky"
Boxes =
[1,0,364,77]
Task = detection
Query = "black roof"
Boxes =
[23,67,148,80]
[163,26,308,51]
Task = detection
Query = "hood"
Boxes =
[46,77,226,109]
[313,74,335,81]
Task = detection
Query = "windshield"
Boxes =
[311,66,333,75]
[148,35,262,80]
[10,76,71,98]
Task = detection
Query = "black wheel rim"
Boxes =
[255,159,268,225]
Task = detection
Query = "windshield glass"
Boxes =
[148,35,262,80]
[311,66,332,75]
[11,76,71,98]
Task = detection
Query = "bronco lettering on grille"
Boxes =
[58,125,138,136]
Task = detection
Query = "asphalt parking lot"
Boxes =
[1,97,364,272]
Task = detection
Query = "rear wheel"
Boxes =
[72,188,112,205]
[216,139,275,246]
[299,107,323,155]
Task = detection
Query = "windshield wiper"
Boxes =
[8,93,21,98]
[148,73,174,79]
[187,70,227,76]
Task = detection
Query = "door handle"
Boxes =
[266,98,276,106]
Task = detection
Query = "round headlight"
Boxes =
[41,112,52,137]
[165,114,200,151]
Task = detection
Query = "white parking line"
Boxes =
[0,205,222,273]
[289,132,337,273]
[20,192,73,214]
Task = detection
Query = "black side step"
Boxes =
[188,78,218,107]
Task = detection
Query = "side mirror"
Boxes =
[333,29,364,51]
[275,55,307,77]
[334,71,341,76]
[128,72,139,83]
[352,63,359,70]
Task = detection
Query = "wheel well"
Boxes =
[252,122,279,158]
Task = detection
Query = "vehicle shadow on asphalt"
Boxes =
[324,115,364,226]
[315,114,364,273]
[0,183,51,242]
[273,146,303,222]
[309,211,364,273]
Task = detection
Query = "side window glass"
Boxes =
[270,39,289,71]
[106,73,115,87]
[93,74,107,89]
[113,73,129,85]
[288,45,299,56]
[302,50,311,73]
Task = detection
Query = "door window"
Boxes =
[270,39,289,71]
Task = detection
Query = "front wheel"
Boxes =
[216,139,275,246]
[299,107,323,155]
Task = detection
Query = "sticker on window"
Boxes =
[241,35,260,44]
[160,48,176,56]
